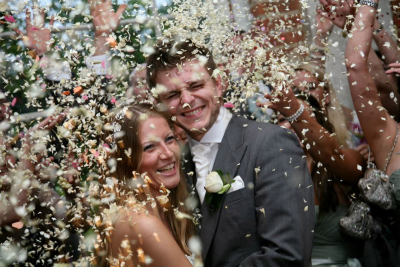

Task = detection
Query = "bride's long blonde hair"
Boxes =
[297,63,350,147]
[93,103,194,266]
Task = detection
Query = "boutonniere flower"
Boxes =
[204,170,234,211]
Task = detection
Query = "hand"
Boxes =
[256,87,301,118]
[355,143,374,162]
[386,63,400,75]
[316,13,334,37]
[89,0,127,38]
[64,151,80,184]
[318,0,354,29]
[14,8,54,56]
[20,113,66,170]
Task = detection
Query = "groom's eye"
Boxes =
[167,93,178,99]
[191,82,204,90]
[165,135,176,142]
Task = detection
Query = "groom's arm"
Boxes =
[240,127,315,267]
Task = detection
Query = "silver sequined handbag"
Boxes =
[358,168,397,210]
[339,200,374,240]
[358,124,399,210]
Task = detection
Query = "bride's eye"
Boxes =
[143,144,154,151]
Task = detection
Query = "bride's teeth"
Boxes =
[158,163,175,172]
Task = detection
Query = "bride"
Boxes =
[94,103,195,267]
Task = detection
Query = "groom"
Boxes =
[146,40,315,267]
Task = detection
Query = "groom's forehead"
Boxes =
[163,60,204,75]
[158,64,208,87]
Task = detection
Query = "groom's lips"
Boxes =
[181,106,205,118]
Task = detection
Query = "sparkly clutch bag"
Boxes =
[340,200,374,240]
[358,124,399,210]
[358,167,397,210]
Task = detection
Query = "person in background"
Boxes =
[0,97,70,265]
[318,0,400,120]
[263,85,366,266]
[342,0,400,212]
[318,0,400,265]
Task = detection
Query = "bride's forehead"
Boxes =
[140,117,170,132]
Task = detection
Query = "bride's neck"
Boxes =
[146,188,171,229]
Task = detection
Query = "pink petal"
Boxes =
[5,15,15,23]
[82,95,88,100]
[11,98,17,107]
[111,97,116,104]
[90,150,100,157]
[101,61,106,69]
[224,102,234,108]
[12,221,24,229]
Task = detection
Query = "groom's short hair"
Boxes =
[146,39,217,89]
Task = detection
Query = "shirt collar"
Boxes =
[188,106,232,147]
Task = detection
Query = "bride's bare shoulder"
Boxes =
[108,207,191,267]
[113,206,167,240]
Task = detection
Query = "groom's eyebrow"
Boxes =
[189,79,205,85]
[161,89,180,98]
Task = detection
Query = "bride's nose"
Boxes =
[158,143,174,159]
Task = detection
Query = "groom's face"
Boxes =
[156,60,222,141]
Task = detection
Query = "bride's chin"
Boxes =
[164,178,181,190]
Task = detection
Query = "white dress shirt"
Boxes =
[188,107,232,203]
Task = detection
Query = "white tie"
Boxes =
[191,143,215,204]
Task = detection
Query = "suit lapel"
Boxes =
[200,115,247,261]
[181,143,200,203]
[181,144,196,187]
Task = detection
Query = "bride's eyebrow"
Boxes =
[141,141,155,148]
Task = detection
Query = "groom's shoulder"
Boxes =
[230,114,289,142]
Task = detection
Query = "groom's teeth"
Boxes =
[184,107,203,116]
[158,163,175,172]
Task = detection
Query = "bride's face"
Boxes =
[138,116,181,190]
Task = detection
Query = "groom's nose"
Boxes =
[180,90,194,106]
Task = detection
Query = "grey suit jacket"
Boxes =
[183,114,315,267]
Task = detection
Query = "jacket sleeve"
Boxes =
[240,127,315,267]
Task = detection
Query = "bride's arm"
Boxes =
[111,212,192,267]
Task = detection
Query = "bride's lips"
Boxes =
[157,162,177,175]
[181,106,205,118]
